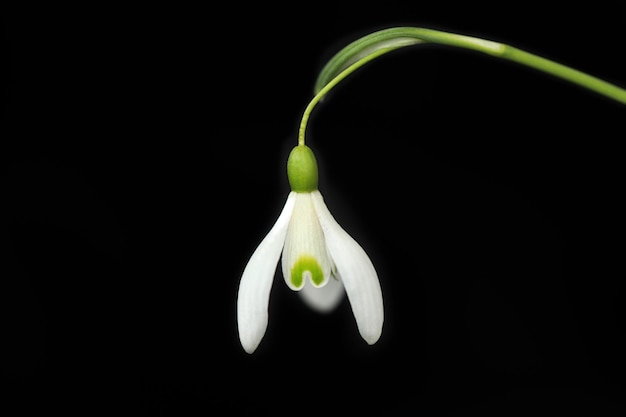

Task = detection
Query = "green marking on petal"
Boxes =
[291,255,324,288]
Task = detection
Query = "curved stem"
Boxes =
[298,48,394,146]
[298,26,626,145]
[499,46,626,104]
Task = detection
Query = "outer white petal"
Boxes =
[298,275,345,313]
[237,192,296,354]
[311,190,383,345]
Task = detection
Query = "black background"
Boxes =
[2,2,626,415]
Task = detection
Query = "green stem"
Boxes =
[298,48,395,146]
[298,26,626,145]
[500,46,626,104]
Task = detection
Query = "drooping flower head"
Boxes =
[237,144,383,354]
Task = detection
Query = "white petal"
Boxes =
[298,275,345,313]
[237,192,296,354]
[311,190,383,345]
[281,192,332,290]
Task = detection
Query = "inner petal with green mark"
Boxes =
[282,192,332,291]
[290,254,325,289]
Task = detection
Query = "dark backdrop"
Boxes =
[2,3,625,415]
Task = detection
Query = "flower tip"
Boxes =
[242,343,258,355]
[238,328,263,354]
[362,330,382,346]
[359,319,383,345]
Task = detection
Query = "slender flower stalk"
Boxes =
[299,26,626,145]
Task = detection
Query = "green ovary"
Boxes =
[287,145,319,192]
[290,255,324,288]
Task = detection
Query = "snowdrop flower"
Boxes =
[237,144,384,354]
